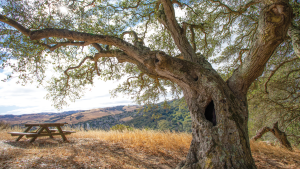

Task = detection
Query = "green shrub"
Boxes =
[110,124,134,132]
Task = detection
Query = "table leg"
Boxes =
[56,126,68,142]
[44,127,54,139]
[16,126,33,141]
[29,127,45,143]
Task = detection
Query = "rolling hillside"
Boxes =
[0,105,140,126]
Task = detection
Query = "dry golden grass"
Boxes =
[70,128,192,157]
[250,140,300,169]
[0,127,299,169]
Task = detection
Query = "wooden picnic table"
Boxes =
[8,123,75,143]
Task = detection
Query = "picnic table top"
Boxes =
[24,123,68,127]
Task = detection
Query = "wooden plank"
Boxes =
[25,123,67,127]
[8,132,39,136]
[44,127,54,139]
[48,129,58,132]
[48,129,76,133]
[25,133,72,137]
[62,131,76,133]
[30,127,45,143]
[16,126,32,141]
[56,126,68,142]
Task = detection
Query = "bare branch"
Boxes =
[264,57,299,93]
[64,56,93,77]
[210,0,260,15]
[0,15,30,36]
[251,121,293,151]
[44,41,91,51]
[159,0,205,63]
[251,126,272,141]
[172,0,183,7]
[92,43,104,52]
[182,22,206,52]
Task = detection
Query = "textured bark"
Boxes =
[288,25,300,58]
[252,122,293,151]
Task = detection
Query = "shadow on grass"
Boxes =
[1,138,180,169]
[4,138,76,149]
[77,140,179,169]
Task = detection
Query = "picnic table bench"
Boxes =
[8,123,75,143]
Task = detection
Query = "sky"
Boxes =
[0,1,186,115]
[0,69,135,115]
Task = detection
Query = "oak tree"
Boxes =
[1,0,299,168]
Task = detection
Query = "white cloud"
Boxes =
[0,67,134,115]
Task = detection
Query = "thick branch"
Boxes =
[251,126,272,141]
[159,0,204,63]
[0,15,144,63]
[251,121,293,151]
[227,1,293,100]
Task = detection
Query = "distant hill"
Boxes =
[0,100,193,132]
[0,105,140,126]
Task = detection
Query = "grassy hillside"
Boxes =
[0,105,140,127]
[124,99,192,132]
[0,127,299,169]
[0,110,82,125]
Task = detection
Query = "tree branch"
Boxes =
[0,15,144,63]
[227,1,293,100]
[182,22,207,52]
[43,41,91,51]
[251,126,272,141]
[92,43,104,52]
[0,15,30,36]
[264,57,299,93]
[210,0,260,15]
[64,56,93,78]
[251,121,293,151]
[159,0,204,63]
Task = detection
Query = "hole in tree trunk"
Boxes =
[193,76,198,81]
[155,59,159,63]
[205,100,216,126]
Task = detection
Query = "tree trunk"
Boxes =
[173,73,256,168]
[251,121,293,151]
